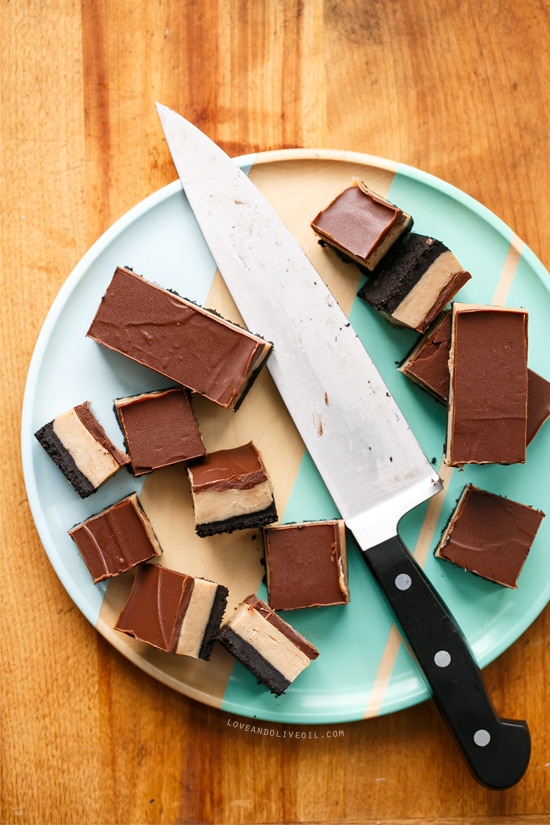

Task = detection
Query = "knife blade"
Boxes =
[156,103,530,789]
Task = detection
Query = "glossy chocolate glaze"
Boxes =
[116,564,194,652]
[187,442,268,492]
[264,520,349,610]
[115,388,205,475]
[115,564,228,658]
[435,484,544,587]
[311,184,411,269]
[312,185,400,254]
[446,305,528,466]
[87,267,271,409]
[526,369,550,444]
[68,493,161,582]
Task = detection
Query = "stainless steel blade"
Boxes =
[157,103,441,548]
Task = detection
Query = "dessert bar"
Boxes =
[311,180,413,272]
[114,387,205,475]
[358,233,471,333]
[445,303,528,466]
[34,400,129,498]
[218,595,319,695]
[68,493,162,582]
[187,442,277,537]
[435,484,544,588]
[115,563,228,659]
[263,520,349,610]
[87,266,272,410]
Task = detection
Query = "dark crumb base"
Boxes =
[198,584,229,661]
[195,502,278,538]
[357,234,446,312]
[217,627,290,695]
[34,422,95,498]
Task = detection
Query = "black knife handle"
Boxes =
[362,534,530,789]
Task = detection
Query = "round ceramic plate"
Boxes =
[21,149,550,724]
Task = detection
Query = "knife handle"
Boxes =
[362,534,530,789]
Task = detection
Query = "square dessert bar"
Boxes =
[115,564,228,660]
[445,303,528,466]
[114,387,205,475]
[87,266,272,410]
[263,520,349,610]
[187,442,277,537]
[435,485,545,588]
[34,400,129,498]
[68,493,162,582]
[217,595,319,695]
[311,181,413,272]
[358,233,471,333]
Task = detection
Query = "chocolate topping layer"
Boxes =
[435,485,544,588]
[74,402,128,464]
[311,183,412,270]
[399,310,452,402]
[116,564,195,652]
[264,520,349,610]
[446,304,528,466]
[87,267,271,409]
[187,442,269,492]
[115,387,205,475]
[68,493,162,582]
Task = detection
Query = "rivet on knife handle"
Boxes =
[364,535,531,790]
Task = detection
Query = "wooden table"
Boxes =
[2,2,549,822]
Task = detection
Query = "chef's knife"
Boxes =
[156,103,530,789]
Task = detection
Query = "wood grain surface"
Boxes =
[1,1,549,823]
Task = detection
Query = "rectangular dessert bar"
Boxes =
[311,180,413,272]
[358,234,471,333]
[34,400,129,498]
[68,493,162,582]
[87,266,272,410]
[115,564,228,660]
[263,520,349,610]
[187,442,277,537]
[435,484,544,588]
[401,309,550,445]
[114,387,205,475]
[445,303,528,466]
[217,595,319,695]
